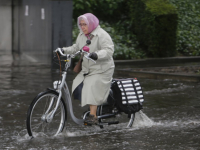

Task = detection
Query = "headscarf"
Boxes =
[77,13,99,34]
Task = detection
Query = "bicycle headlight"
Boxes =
[53,80,61,90]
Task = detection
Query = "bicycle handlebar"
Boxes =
[54,48,66,57]
[54,48,96,64]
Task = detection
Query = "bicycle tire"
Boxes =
[26,90,67,137]
[127,113,135,127]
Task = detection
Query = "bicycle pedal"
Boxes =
[84,122,92,126]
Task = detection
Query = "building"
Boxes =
[0,0,73,63]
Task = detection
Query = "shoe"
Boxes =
[84,114,98,125]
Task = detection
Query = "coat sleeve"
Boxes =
[95,32,114,60]
[62,33,81,54]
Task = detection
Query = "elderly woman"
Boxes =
[62,13,115,125]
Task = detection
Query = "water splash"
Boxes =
[15,129,33,141]
[132,111,200,129]
[132,111,154,128]
[15,111,200,141]
[61,126,105,137]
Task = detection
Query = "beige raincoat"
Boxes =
[63,25,115,107]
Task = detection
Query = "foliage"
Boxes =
[168,0,200,56]
[145,0,177,15]
[73,0,200,59]
[73,0,124,22]
[101,22,146,59]
[128,0,178,57]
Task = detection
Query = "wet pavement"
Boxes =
[0,53,200,150]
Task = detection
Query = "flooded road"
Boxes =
[0,54,200,150]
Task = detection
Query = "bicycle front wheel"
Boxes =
[26,90,67,137]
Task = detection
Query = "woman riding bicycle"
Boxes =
[61,13,115,125]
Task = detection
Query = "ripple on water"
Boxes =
[144,84,193,95]
[0,90,26,96]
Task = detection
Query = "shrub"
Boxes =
[168,0,200,56]
[73,0,124,22]
[129,0,178,57]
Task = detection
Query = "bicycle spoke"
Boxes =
[43,96,51,115]
[54,107,61,117]
[31,117,42,119]
[41,122,48,133]
[31,122,44,132]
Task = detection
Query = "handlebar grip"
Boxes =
[54,48,66,56]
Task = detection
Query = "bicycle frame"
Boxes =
[61,73,84,125]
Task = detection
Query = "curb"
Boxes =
[114,56,200,68]
[114,56,200,82]
[115,69,200,82]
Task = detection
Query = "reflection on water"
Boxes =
[0,54,200,149]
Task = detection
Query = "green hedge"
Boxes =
[129,0,178,57]
[72,0,124,22]
[168,0,200,56]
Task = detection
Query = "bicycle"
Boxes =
[26,41,144,137]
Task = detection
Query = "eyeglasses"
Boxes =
[79,23,87,27]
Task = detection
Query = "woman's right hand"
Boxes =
[54,48,66,56]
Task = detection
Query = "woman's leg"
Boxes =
[90,105,97,117]
[84,105,98,125]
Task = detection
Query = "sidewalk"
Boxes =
[114,56,200,82]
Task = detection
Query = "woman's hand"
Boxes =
[89,52,98,60]
[54,48,66,56]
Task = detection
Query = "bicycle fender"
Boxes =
[46,88,59,95]
[30,88,59,104]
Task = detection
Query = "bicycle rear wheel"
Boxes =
[127,113,135,127]
[26,90,67,137]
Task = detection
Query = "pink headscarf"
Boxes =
[77,13,99,34]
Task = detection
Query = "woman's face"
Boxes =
[79,19,89,34]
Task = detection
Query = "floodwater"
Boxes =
[0,54,200,150]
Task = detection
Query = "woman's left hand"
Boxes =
[89,52,98,60]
